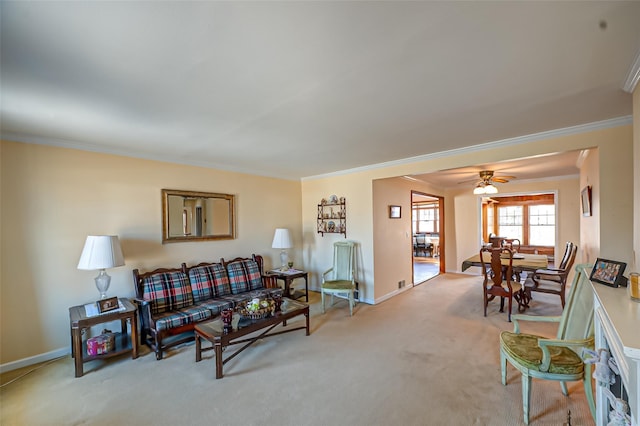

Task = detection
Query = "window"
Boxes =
[497,206,523,241]
[529,205,555,246]
[483,194,555,247]
[412,203,439,233]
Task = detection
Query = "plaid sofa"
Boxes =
[133,254,281,360]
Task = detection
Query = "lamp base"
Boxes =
[95,269,111,299]
[280,249,289,271]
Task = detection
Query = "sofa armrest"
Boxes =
[262,274,279,288]
[133,298,155,328]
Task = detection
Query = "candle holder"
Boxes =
[221,308,233,333]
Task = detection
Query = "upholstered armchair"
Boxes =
[499,263,595,424]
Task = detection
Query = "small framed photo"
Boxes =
[581,186,592,217]
[97,296,119,313]
[389,205,401,219]
[590,258,626,288]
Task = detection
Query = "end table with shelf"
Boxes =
[265,270,309,302]
[69,297,138,377]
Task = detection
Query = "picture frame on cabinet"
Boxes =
[389,205,401,219]
[590,258,626,288]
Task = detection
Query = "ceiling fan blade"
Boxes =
[491,177,510,183]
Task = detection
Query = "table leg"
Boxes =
[303,274,309,302]
[195,334,202,362]
[215,342,223,379]
[305,311,310,336]
[72,328,83,377]
[130,314,138,359]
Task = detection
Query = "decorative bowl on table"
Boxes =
[236,297,276,320]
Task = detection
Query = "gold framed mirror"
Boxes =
[162,189,235,243]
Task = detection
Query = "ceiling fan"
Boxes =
[463,170,516,194]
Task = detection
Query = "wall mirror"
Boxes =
[162,189,235,243]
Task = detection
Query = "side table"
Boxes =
[69,297,138,377]
[266,270,309,302]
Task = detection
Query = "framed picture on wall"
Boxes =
[589,258,626,288]
[581,185,592,217]
[389,205,401,219]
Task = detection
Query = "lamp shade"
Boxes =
[77,235,125,270]
[484,184,498,194]
[271,228,292,249]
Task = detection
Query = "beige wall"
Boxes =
[580,149,600,264]
[0,141,302,366]
[372,177,444,301]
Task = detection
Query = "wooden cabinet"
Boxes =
[317,196,346,237]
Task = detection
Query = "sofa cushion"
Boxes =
[188,263,231,301]
[195,298,234,316]
[227,259,263,294]
[142,271,194,315]
[153,305,212,332]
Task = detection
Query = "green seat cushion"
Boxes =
[322,280,354,290]
[500,331,584,375]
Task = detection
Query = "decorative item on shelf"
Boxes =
[589,258,627,288]
[77,235,125,300]
[86,329,116,356]
[97,296,119,313]
[236,297,276,320]
[317,196,347,237]
[629,272,639,302]
[271,228,293,271]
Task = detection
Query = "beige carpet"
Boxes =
[1,273,594,425]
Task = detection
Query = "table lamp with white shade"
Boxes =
[77,235,125,299]
[271,228,292,271]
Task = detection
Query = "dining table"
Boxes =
[461,252,548,273]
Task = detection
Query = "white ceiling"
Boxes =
[1,2,639,180]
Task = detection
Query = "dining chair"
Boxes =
[503,238,521,253]
[499,263,595,424]
[321,241,357,316]
[525,241,577,308]
[480,246,522,322]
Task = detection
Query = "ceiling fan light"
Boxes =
[473,185,486,195]
[484,184,498,194]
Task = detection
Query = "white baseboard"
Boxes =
[0,347,70,374]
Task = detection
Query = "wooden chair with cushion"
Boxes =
[321,241,357,316]
[525,241,577,308]
[480,246,522,322]
[500,263,595,424]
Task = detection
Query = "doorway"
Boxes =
[412,191,444,284]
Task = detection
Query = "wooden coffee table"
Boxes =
[194,298,310,379]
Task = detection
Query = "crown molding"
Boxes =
[623,48,640,93]
[302,116,632,181]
